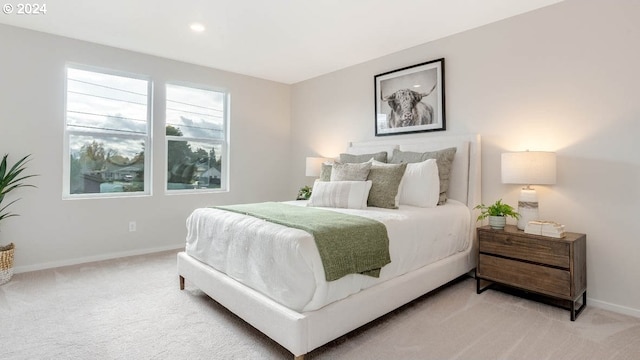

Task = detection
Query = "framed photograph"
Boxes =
[374,58,445,136]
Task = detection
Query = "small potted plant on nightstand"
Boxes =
[475,199,520,230]
[0,154,36,285]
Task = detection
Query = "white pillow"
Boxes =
[399,159,440,208]
[307,180,372,209]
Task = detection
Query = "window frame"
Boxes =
[164,82,229,194]
[62,63,153,199]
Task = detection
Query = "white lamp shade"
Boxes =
[501,151,556,185]
[305,157,327,177]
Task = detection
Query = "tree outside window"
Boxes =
[64,66,150,197]
[165,84,227,191]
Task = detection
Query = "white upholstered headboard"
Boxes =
[347,134,481,209]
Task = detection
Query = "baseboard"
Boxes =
[13,244,184,274]
[588,297,640,319]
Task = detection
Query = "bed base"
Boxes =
[178,246,475,359]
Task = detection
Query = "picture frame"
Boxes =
[374,58,445,136]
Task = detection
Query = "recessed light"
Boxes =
[413,84,421,88]
[190,23,205,32]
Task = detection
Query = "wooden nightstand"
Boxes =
[476,225,587,321]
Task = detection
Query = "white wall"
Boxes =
[291,0,640,316]
[0,24,292,271]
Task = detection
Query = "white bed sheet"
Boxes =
[185,200,470,312]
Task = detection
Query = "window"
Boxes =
[64,66,151,197]
[165,84,228,191]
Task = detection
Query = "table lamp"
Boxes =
[305,157,328,177]
[501,151,556,230]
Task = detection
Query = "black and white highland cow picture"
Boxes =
[375,59,445,136]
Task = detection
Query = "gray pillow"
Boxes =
[330,161,372,181]
[339,151,387,163]
[388,150,424,164]
[390,147,456,205]
[366,163,407,209]
[319,163,332,182]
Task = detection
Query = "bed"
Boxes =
[177,133,481,359]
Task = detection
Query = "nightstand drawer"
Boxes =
[478,232,570,268]
[478,254,571,298]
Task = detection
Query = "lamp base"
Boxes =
[517,188,539,230]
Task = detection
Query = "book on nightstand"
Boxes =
[524,220,566,238]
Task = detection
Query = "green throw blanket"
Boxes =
[215,202,391,281]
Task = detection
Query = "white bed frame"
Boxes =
[177,133,481,359]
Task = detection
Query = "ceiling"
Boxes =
[0,0,563,84]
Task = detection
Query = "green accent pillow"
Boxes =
[390,147,456,205]
[366,162,407,209]
[339,151,387,163]
[388,150,424,164]
[319,163,332,181]
[330,161,372,181]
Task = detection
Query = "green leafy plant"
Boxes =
[0,154,37,225]
[474,199,520,221]
[297,185,312,200]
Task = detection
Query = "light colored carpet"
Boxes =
[1,250,639,360]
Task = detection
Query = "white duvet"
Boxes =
[185,200,470,312]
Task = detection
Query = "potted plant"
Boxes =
[297,185,312,200]
[0,154,36,285]
[474,199,520,230]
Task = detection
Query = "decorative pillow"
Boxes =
[319,163,333,181]
[388,150,424,164]
[399,159,440,208]
[344,145,397,159]
[339,151,387,163]
[390,147,456,205]
[366,162,407,209]
[307,180,372,209]
[330,161,372,181]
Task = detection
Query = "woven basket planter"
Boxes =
[0,243,15,285]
